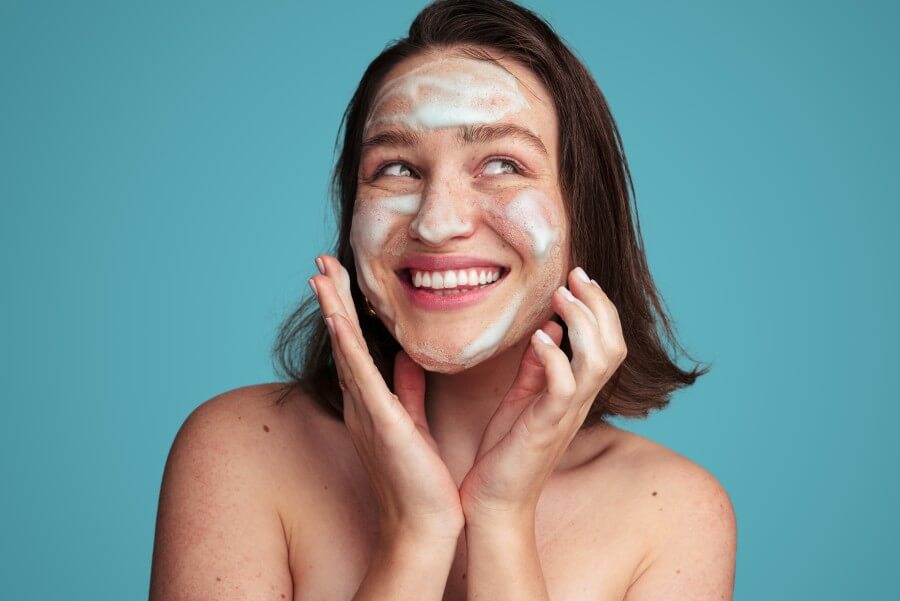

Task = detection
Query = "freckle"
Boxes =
[658,507,663,511]
[216,577,221,582]
[652,491,657,496]
[282,595,286,599]
[263,424,270,432]
[676,569,681,575]
[462,572,467,580]
[323,484,328,490]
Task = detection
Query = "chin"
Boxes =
[403,345,488,374]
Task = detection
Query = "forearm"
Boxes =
[352,528,460,601]
[464,514,550,601]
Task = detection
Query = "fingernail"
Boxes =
[315,257,325,275]
[325,315,335,334]
[534,328,555,346]
[574,266,590,283]
[308,277,318,296]
[558,286,576,302]
[590,278,601,289]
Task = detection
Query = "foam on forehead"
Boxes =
[365,56,531,132]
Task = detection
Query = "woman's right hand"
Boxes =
[310,255,465,544]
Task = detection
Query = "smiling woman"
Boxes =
[149,1,735,600]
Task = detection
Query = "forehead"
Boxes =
[363,50,557,149]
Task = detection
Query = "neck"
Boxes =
[423,337,531,485]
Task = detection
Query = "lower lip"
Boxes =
[398,271,507,310]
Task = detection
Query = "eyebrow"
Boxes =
[361,123,549,158]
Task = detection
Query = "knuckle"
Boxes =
[610,342,628,362]
[553,379,577,400]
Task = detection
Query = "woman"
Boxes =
[150,1,736,599]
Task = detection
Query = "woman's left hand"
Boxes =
[458,266,628,527]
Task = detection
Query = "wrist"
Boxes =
[463,507,536,536]
[381,518,464,549]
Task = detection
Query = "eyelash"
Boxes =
[372,157,525,179]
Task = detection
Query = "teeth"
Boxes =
[409,268,503,290]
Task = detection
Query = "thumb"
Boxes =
[393,350,428,432]
[473,320,564,462]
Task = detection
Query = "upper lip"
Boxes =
[398,255,508,272]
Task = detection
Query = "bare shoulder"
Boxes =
[599,425,737,599]
[150,383,315,600]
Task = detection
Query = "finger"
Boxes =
[568,268,627,362]
[474,320,563,461]
[324,315,362,403]
[317,254,364,336]
[507,320,563,401]
[552,285,606,390]
[329,312,406,428]
[393,350,428,433]
[311,272,366,349]
[527,328,577,429]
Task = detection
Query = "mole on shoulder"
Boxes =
[216,576,221,582]
[263,424,270,432]
[652,491,657,496]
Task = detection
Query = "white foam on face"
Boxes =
[349,194,422,322]
[503,188,559,260]
[364,56,531,133]
[460,289,524,364]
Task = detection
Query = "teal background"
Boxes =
[1,0,897,598]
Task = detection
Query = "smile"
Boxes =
[397,267,509,309]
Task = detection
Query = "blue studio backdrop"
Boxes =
[1,1,897,599]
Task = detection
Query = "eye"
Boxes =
[482,158,521,176]
[377,162,415,177]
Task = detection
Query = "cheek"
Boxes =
[485,187,565,268]
[349,195,421,316]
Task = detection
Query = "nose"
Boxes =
[408,178,477,246]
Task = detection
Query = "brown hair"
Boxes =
[271,0,710,424]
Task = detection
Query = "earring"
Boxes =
[363,295,377,317]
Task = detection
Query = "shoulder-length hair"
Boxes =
[271,0,711,424]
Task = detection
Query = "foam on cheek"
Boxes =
[449,188,562,366]
[365,56,531,132]
[459,290,524,365]
[503,188,559,260]
[349,194,421,322]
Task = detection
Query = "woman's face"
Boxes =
[350,49,569,373]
